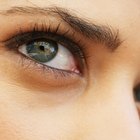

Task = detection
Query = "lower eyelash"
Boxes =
[18,53,82,79]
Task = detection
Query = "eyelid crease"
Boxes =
[0,6,122,51]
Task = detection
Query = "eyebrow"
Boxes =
[0,6,122,51]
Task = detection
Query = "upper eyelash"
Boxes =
[4,22,85,59]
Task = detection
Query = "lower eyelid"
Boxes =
[16,53,83,82]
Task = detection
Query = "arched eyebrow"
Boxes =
[0,6,122,51]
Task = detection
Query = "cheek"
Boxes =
[0,87,80,140]
[0,50,87,107]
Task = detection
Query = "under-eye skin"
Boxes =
[3,23,86,78]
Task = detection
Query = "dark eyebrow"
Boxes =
[0,6,122,51]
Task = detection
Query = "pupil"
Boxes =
[39,46,45,51]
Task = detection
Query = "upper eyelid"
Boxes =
[3,22,82,46]
[0,6,122,51]
[3,27,86,60]
[1,19,78,44]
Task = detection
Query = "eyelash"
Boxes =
[3,22,86,76]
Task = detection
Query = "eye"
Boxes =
[18,39,79,73]
[134,86,140,102]
[134,85,140,117]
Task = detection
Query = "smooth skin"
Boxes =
[0,0,140,140]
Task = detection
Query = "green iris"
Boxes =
[26,40,58,63]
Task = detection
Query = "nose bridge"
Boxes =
[78,72,140,140]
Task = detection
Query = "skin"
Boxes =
[0,0,140,140]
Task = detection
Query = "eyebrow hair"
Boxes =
[0,6,122,51]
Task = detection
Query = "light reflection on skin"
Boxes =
[0,0,140,140]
